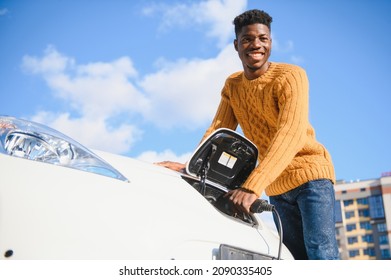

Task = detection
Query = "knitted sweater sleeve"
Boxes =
[200,83,238,143]
[242,67,309,196]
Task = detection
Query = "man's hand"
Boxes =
[155,161,186,172]
[224,188,258,214]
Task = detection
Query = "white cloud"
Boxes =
[22,45,72,74]
[22,46,147,154]
[21,44,241,153]
[22,41,241,126]
[140,44,241,128]
[20,1,299,156]
[137,149,192,165]
[22,46,149,118]
[30,112,142,154]
[142,0,247,47]
[196,0,247,47]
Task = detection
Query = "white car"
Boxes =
[0,115,293,260]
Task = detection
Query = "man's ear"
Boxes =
[234,39,238,51]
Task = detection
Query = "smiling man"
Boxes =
[158,9,339,260]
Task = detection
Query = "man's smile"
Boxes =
[247,51,264,60]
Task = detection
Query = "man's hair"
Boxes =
[233,9,273,38]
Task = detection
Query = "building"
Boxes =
[334,173,391,259]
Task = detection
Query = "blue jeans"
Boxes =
[269,179,339,260]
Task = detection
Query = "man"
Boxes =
[157,9,339,260]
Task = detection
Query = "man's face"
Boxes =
[234,23,272,80]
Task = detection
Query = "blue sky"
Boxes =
[1,0,390,183]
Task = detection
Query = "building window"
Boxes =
[379,235,389,245]
[360,221,372,230]
[346,224,357,232]
[359,209,370,217]
[349,250,360,257]
[357,198,368,205]
[363,247,376,257]
[344,199,354,206]
[381,249,391,259]
[345,211,355,219]
[362,234,374,243]
[377,223,387,232]
[348,237,358,244]
[369,195,385,219]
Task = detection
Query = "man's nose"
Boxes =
[252,37,262,47]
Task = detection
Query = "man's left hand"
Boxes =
[224,188,258,214]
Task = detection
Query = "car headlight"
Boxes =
[0,115,128,181]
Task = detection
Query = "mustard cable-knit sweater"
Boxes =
[202,62,335,197]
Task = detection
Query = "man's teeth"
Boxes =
[248,53,263,58]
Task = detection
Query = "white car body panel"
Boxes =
[0,117,294,260]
